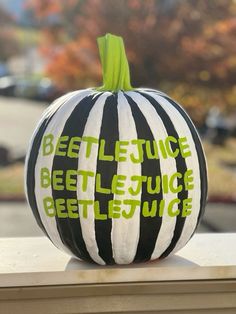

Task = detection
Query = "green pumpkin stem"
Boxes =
[97,33,133,92]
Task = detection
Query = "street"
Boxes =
[0,96,46,158]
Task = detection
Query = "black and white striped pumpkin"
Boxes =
[25,34,207,265]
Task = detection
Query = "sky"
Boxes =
[0,0,25,20]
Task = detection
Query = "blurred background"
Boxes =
[0,0,236,237]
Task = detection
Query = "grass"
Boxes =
[15,27,41,47]
[0,139,236,200]
[204,139,236,200]
[0,163,24,199]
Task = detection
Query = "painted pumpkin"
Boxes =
[25,34,207,265]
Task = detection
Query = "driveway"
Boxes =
[0,96,46,158]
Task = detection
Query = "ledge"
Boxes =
[1,233,236,313]
[0,233,236,288]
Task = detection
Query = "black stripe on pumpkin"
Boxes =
[139,92,188,258]
[125,94,163,262]
[94,93,118,265]
[26,102,65,238]
[163,96,208,233]
[51,94,100,262]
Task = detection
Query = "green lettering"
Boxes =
[95,173,111,194]
[169,172,182,193]
[42,134,54,156]
[122,199,140,219]
[52,170,64,191]
[78,170,94,192]
[130,139,145,163]
[158,199,165,217]
[40,167,51,188]
[142,200,157,217]
[111,174,126,195]
[98,139,114,161]
[115,140,128,162]
[128,175,147,196]
[147,176,161,194]
[55,136,69,156]
[56,198,67,218]
[67,136,81,158]
[66,170,77,191]
[184,169,194,190]
[179,137,191,158]
[182,198,192,217]
[165,136,179,158]
[78,200,93,219]
[146,140,159,159]
[158,139,167,159]
[108,200,121,218]
[43,196,55,217]
[82,136,99,158]
[168,198,180,217]
[67,198,79,218]
[94,200,107,220]
[162,174,169,194]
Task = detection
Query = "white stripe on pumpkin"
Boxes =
[147,92,201,255]
[127,91,178,260]
[77,92,111,265]
[110,91,142,264]
[24,91,77,203]
[34,89,95,257]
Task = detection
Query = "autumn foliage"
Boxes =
[28,0,236,124]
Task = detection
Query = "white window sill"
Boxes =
[0,233,236,288]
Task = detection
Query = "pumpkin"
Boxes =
[25,34,207,265]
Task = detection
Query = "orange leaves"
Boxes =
[27,0,62,18]
[215,19,236,34]
[181,37,207,56]
[28,0,236,117]
[45,38,100,90]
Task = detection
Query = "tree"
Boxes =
[28,0,236,124]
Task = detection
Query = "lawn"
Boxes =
[0,163,24,199]
[204,139,236,201]
[15,27,42,47]
[0,140,236,201]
